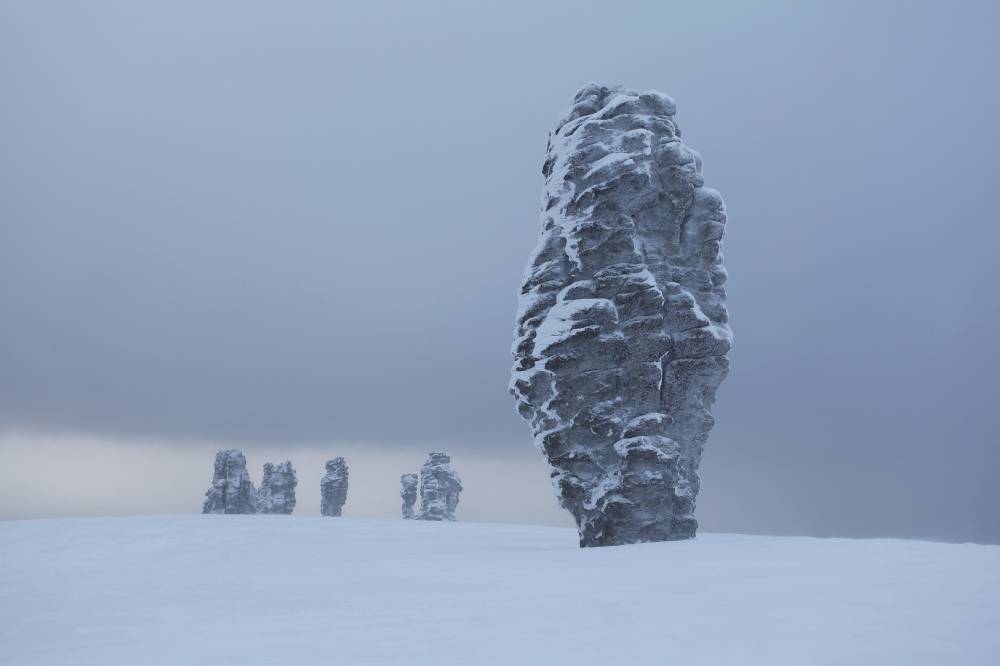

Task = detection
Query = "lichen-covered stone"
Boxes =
[400,473,418,519]
[257,461,297,515]
[320,457,349,517]
[510,84,731,547]
[202,449,258,514]
[417,452,461,521]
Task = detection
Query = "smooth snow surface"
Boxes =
[2,516,997,665]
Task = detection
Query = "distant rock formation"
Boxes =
[257,461,298,514]
[510,84,732,547]
[202,449,258,514]
[320,457,349,517]
[400,473,418,519]
[417,452,462,521]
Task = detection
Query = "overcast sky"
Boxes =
[2,1,997,543]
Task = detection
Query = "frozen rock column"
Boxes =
[417,452,462,521]
[202,449,258,514]
[257,461,298,514]
[320,457,349,517]
[400,473,418,519]
[510,84,732,547]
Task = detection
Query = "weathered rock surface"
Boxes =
[400,473,418,519]
[320,457,349,517]
[510,84,732,547]
[202,449,258,514]
[257,461,297,514]
[417,452,462,521]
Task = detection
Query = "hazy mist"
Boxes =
[2,1,997,542]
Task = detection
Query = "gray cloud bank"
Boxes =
[1,1,998,542]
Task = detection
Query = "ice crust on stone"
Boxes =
[510,83,731,547]
[257,461,297,515]
[417,452,462,521]
[400,473,418,519]
[320,458,349,517]
[202,449,258,514]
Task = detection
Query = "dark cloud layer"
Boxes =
[1,1,997,542]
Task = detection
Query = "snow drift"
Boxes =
[1,516,996,666]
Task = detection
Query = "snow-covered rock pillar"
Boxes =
[510,84,732,547]
[417,452,462,521]
[257,461,298,514]
[400,473,418,519]
[202,449,258,514]
[320,457,349,517]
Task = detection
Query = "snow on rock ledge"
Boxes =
[417,452,462,521]
[257,461,298,515]
[400,473,418,519]
[320,457,349,517]
[202,449,258,514]
[510,83,732,547]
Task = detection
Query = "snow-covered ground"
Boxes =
[2,516,997,665]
